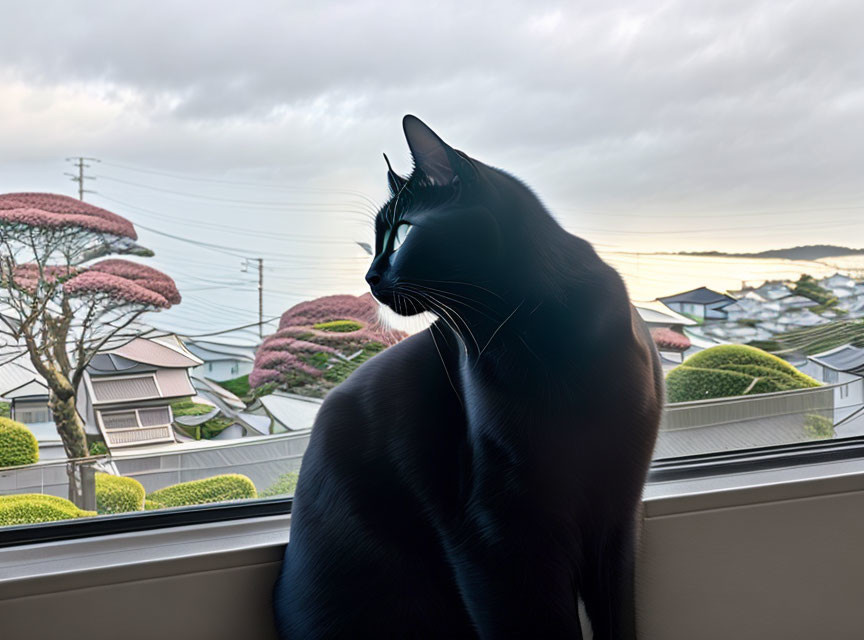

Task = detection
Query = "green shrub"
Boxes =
[95,473,145,514]
[0,494,94,526]
[0,418,39,467]
[89,441,108,456]
[171,400,233,440]
[666,345,820,403]
[147,474,257,507]
[217,374,251,399]
[262,471,299,497]
[793,275,837,307]
[144,499,164,511]
[0,401,10,418]
[804,413,834,440]
[313,320,363,333]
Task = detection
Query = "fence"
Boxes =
[655,383,844,458]
[0,430,311,500]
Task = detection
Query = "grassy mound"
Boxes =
[95,473,145,514]
[0,494,94,526]
[667,344,819,403]
[0,418,39,467]
[147,474,257,508]
[313,319,364,332]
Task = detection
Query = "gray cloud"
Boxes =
[1,0,863,253]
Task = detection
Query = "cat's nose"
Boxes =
[365,272,381,287]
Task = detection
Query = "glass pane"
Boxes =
[2,5,863,537]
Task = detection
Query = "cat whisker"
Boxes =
[475,299,525,362]
[413,278,505,301]
[420,293,478,355]
[402,283,499,317]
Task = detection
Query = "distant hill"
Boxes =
[677,245,864,261]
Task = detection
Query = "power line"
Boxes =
[98,159,382,209]
[95,174,377,214]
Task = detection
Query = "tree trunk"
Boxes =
[49,391,92,507]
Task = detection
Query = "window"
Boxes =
[1,2,863,547]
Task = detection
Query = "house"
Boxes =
[183,338,256,382]
[635,301,698,330]
[0,348,69,460]
[753,281,793,301]
[658,287,736,322]
[777,309,829,329]
[250,391,323,432]
[78,335,203,449]
[797,344,864,426]
[777,295,819,310]
[819,273,856,290]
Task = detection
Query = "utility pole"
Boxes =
[242,258,265,339]
[258,258,264,339]
[64,157,100,200]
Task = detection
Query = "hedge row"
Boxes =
[147,474,257,507]
[0,418,39,468]
[2,473,258,525]
[95,473,145,514]
[0,494,94,526]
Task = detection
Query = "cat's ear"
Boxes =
[383,153,407,196]
[403,115,461,186]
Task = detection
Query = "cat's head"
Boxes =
[367,115,551,319]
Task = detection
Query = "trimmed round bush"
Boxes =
[144,499,164,511]
[0,417,39,467]
[147,474,257,508]
[667,345,820,403]
[95,473,145,514]
[262,471,299,497]
[0,494,94,526]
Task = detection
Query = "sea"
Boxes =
[598,252,864,302]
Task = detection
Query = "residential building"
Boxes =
[659,287,736,321]
[78,335,203,449]
[183,339,256,382]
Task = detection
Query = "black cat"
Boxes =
[273,116,662,639]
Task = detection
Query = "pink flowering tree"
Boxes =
[251,293,405,397]
[0,193,179,505]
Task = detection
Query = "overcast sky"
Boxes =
[2,1,863,338]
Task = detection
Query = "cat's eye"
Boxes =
[392,223,413,252]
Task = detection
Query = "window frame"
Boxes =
[4,435,864,549]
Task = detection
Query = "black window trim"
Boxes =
[4,436,864,549]
[0,496,292,549]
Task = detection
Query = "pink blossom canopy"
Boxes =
[10,264,79,292]
[0,193,137,239]
[250,293,406,391]
[278,293,381,329]
[64,259,180,308]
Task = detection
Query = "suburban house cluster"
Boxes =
[5,271,864,468]
[0,330,321,461]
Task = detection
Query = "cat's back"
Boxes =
[275,328,474,637]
